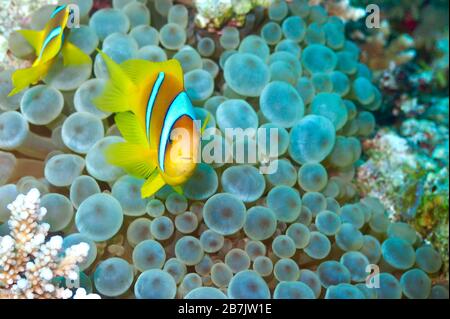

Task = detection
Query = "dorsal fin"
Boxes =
[18,29,44,55]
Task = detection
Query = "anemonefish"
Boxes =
[8,4,91,96]
[94,51,207,198]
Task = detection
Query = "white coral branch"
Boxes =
[0,188,97,299]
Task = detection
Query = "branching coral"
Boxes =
[0,188,99,299]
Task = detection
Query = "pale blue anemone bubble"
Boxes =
[194,107,216,131]
[289,115,336,164]
[268,0,288,21]
[299,269,321,298]
[93,258,133,297]
[175,211,198,234]
[0,184,18,222]
[135,269,177,299]
[266,159,297,187]
[75,193,123,242]
[245,240,266,261]
[200,229,224,254]
[123,1,150,28]
[154,0,174,17]
[216,99,258,133]
[304,231,331,260]
[275,39,302,58]
[274,258,300,282]
[238,35,270,62]
[164,258,187,284]
[317,260,351,288]
[67,25,99,55]
[228,270,270,299]
[44,55,92,91]
[311,72,333,93]
[183,163,218,201]
[137,45,168,62]
[181,273,202,293]
[197,37,215,58]
[203,193,246,236]
[225,248,251,273]
[86,136,126,183]
[174,48,203,73]
[165,192,188,215]
[211,263,233,288]
[219,50,237,69]
[282,16,306,42]
[223,53,269,97]
[244,206,277,241]
[219,27,240,50]
[305,22,325,45]
[126,217,152,247]
[132,239,166,271]
[301,44,337,74]
[150,216,174,240]
[295,77,315,105]
[184,69,214,102]
[175,236,204,266]
[269,61,297,85]
[204,96,227,117]
[298,162,328,192]
[62,112,104,154]
[112,175,148,216]
[267,185,302,223]
[257,121,290,158]
[130,25,160,48]
[268,52,302,77]
[89,8,130,41]
[340,251,370,282]
[330,71,350,96]
[324,21,345,50]
[400,269,432,299]
[185,287,227,299]
[325,284,365,299]
[74,79,111,119]
[259,81,304,128]
[20,85,64,125]
[272,235,296,259]
[44,154,85,187]
[202,58,220,79]
[260,22,282,46]
[41,193,74,231]
[159,23,187,50]
[253,256,273,277]
[221,165,265,203]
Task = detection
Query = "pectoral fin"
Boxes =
[61,41,91,66]
[141,171,166,198]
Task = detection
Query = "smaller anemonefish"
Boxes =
[8,4,91,96]
[94,51,207,198]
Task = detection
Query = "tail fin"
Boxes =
[93,50,138,113]
[8,61,52,96]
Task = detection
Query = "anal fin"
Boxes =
[141,171,166,198]
[105,142,156,179]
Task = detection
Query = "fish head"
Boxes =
[162,115,200,183]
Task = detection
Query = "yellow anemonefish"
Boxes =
[8,4,91,96]
[94,51,207,198]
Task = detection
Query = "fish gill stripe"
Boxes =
[38,26,62,61]
[51,5,67,18]
[158,91,196,172]
[145,71,165,141]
